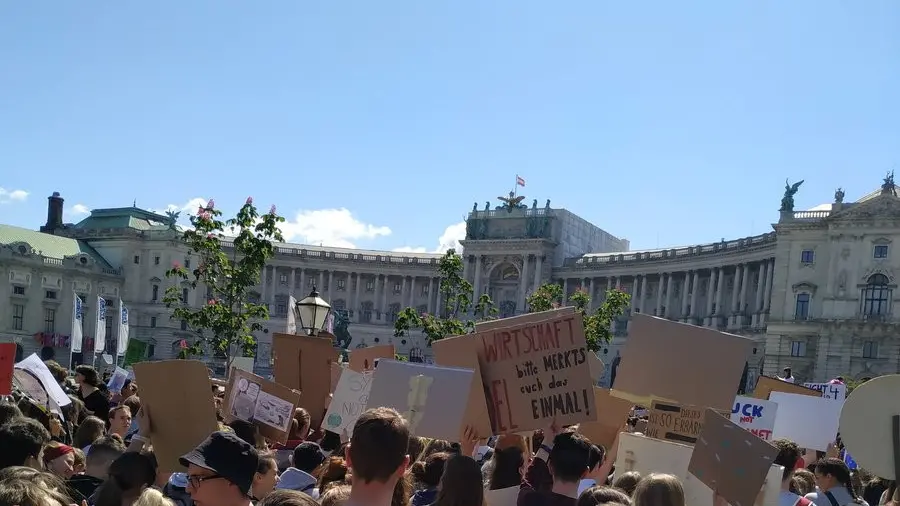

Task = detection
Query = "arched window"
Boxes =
[862,274,891,316]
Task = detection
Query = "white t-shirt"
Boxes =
[779,376,795,384]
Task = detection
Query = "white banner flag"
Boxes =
[95,296,107,353]
[286,295,297,334]
[117,301,130,357]
[71,294,84,353]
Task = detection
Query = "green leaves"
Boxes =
[526,282,630,352]
[163,198,285,370]
[393,249,498,343]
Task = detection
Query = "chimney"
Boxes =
[40,192,64,234]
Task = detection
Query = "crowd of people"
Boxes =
[1,359,898,506]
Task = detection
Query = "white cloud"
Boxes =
[0,187,28,204]
[281,208,392,249]
[393,246,427,253]
[394,221,467,255]
[70,204,90,215]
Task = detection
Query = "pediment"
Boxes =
[792,282,818,294]
[860,266,896,284]
[6,241,34,256]
[829,194,900,222]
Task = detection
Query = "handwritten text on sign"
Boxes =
[475,312,596,433]
[730,395,778,441]
[324,369,373,434]
[802,382,846,402]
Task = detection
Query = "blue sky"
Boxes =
[1,1,898,253]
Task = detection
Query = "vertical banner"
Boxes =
[71,294,84,354]
[117,302,130,357]
[95,296,107,353]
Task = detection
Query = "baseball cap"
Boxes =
[292,442,326,473]
[179,431,259,496]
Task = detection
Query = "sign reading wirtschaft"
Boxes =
[471,310,597,433]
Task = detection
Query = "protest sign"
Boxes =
[838,374,900,480]
[330,362,343,392]
[770,391,842,451]
[688,409,779,506]
[272,332,340,428]
[731,396,778,441]
[646,400,728,445]
[366,360,473,441]
[578,387,633,449]
[0,343,15,395]
[324,368,373,435]
[107,366,129,394]
[802,382,847,402]
[462,309,597,433]
[225,368,300,444]
[431,336,493,439]
[15,354,71,409]
[751,375,819,400]
[349,344,395,372]
[133,360,218,472]
[611,314,754,410]
[475,307,575,332]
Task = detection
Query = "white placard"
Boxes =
[802,382,846,402]
[107,366,129,393]
[15,354,72,408]
[731,395,778,441]
[770,392,841,451]
[323,369,373,435]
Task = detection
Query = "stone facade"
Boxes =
[3,184,900,384]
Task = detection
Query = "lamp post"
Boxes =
[294,287,332,336]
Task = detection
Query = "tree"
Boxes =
[394,249,497,343]
[164,198,285,371]
[526,283,631,352]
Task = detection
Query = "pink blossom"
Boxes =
[172,261,181,269]
[246,197,253,205]
[207,233,214,239]
[208,299,217,305]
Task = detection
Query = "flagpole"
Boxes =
[513,174,518,198]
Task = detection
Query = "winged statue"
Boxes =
[497,191,526,213]
[780,179,804,212]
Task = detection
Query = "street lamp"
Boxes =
[295,287,332,336]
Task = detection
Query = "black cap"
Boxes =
[292,442,326,473]
[179,431,259,495]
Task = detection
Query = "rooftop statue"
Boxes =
[834,187,845,203]
[780,179,804,212]
[882,170,897,196]
[497,191,526,213]
[164,210,181,230]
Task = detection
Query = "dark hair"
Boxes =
[587,444,606,471]
[410,451,450,488]
[63,395,87,427]
[611,471,642,497]
[320,430,342,453]
[86,434,127,468]
[407,437,428,463]
[292,408,311,439]
[228,419,264,449]
[122,396,141,417]
[258,451,278,474]
[93,453,157,506]
[0,417,51,468]
[349,407,409,484]
[577,485,632,506]
[108,404,130,421]
[317,456,348,493]
[74,415,107,448]
[489,446,524,490]
[44,360,68,384]
[549,431,593,483]
[258,489,321,506]
[814,458,863,503]
[432,456,483,506]
[0,400,24,426]
[773,438,802,482]
[75,365,100,387]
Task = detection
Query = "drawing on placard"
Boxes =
[403,374,433,432]
[230,377,261,421]
[253,391,294,432]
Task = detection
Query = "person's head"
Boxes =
[317,456,348,492]
[256,489,320,506]
[632,474,684,506]
[93,452,157,506]
[792,469,816,495]
[0,417,51,469]
[227,419,265,449]
[74,415,107,449]
[123,395,141,420]
[121,380,139,399]
[783,367,792,377]
[180,430,260,506]
[108,405,133,437]
[253,453,279,501]
[407,437,427,464]
[291,442,326,474]
[410,451,450,489]
[577,485,632,506]
[814,458,856,496]
[347,407,410,486]
[611,471,642,497]
[85,434,127,479]
[432,455,484,506]
[586,444,607,481]
[75,365,100,388]
[72,448,86,475]
[291,408,311,440]
[133,487,176,506]
[42,442,76,479]
[0,466,73,506]
[772,438,802,484]
[319,484,351,506]
[548,431,593,484]
[489,446,525,490]
[43,360,68,384]
[63,395,87,427]
[0,400,24,426]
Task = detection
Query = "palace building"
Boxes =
[2,180,900,384]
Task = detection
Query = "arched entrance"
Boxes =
[489,262,520,318]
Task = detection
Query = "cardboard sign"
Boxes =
[133,360,218,472]
[731,396,778,441]
[464,310,597,433]
[751,375,819,400]
[688,410,779,506]
[431,335,493,440]
[330,363,343,392]
[770,392,842,451]
[474,307,575,332]
[578,387,633,449]
[323,368,373,435]
[611,314,754,411]
[802,382,847,402]
[225,368,300,444]
[0,343,15,396]
[838,374,900,480]
[349,344,395,372]
[272,333,340,428]
[366,360,474,441]
[646,400,723,445]
[15,354,71,409]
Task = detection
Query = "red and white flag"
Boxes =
[516,175,526,187]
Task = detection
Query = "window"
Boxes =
[863,341,878,359]
[790,341,807,357]
[12,286,25,296]
[874,245,889,259]
[45,290,57,300]
[181,320,188,331]
[421,284,429,296]
[393,283,402,294]
[337,279,346,290]
[105,315,114,352]
[279,274,288,285]
[134,255,140,264]
[362,301,373,323]
[154,256,161,265]
[862,273,891,316]
[388,303,401,322]
[795,293,810,320]
[366,280,374,292]
[276,303,286,316]
[44,308,56,333]
[307,277,315,288]
[152,285,159,301]
[150,317,157,328]
[800,250,815,264]
[12,305,24,330]
[182,288,189,304]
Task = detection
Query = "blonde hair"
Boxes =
[631,474,685,506]
[133,488,175,506]
[0,468,72,506]
[319,484,351,506]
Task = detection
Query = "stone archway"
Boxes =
[488,262,520,316]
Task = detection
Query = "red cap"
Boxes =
[43,444,75,462]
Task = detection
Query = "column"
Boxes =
[327,271,334,299]
[730,264,742,313]
[705,270,716,317]
[764,259,775,311]
[519,255,530,311]
[755,262,767,312]
[690,271,700,317]
[428,278,436,314]
[663,274,673,318]
[260,266,268,303]
[298,269,306,295]
[473,257,483,299]
[562,278,569,305]
[738,264,750,314]
[588,278,596,311]
[714,267,725,315]
[409,276,417,307]
[655,274,664,315]
[615,277,621,290]
[354,272,362,320]
[318,271,325,292]
[639,276,649,313]
[380,275,389,315]
[401,276,408,307]
[631,277,639,309]
[681,272,691,318]
[463,256,472,283]
[606,277,613,294]
[532,255,543,291]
